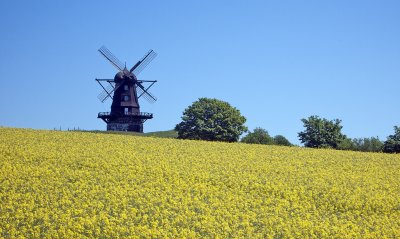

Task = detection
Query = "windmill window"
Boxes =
[124,95,130,101]
[124,108,129,114]
[124,85,129,91]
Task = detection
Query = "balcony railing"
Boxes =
[98,112,153,118]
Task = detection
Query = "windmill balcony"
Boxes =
[98,112,153,119]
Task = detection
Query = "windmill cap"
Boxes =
[115,70,136,82]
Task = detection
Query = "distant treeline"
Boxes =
[174,98,399,154]
[240,128,292,147]
[241,127,390,152]
[295,115,399,153]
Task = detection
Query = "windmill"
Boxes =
[96,46,157,132]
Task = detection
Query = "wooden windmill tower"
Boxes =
[96,46,157,132]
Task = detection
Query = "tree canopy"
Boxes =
[383,126,400,153]
[241,128,274,145]
[273,135,292,146]
[175,98,247,142]
[298,115,346,149]
[338,137,383,152]
[241,128,292,146]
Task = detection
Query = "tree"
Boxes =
[241,128,274,145]
[339,137,383,152]
[353,137,383,152]
[273,135,292,146]
[298,115,346,149]
[338,137,355,151]
[383,126,400,153]
[175,98,247,142]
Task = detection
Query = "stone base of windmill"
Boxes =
[107,121,143,132]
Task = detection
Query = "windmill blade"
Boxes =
[136,86,157,103]
[97,82,115,102]
[98,45,124,71]
[130,50,157,76]
[136,82,157,103]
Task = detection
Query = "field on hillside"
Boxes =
[0,127,399,238]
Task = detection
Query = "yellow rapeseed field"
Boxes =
[0,127,399,238]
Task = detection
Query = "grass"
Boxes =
[74,129,178,139]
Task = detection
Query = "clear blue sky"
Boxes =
[0,1,399,144]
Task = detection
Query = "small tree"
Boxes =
[353,137,383,152]
[383,126,400,153]
[273,135,292,146]
[338,137,355,151]
[298,115,346,149]
[175,98,247,142]
[339,137,383,152]
[241,128,274,145]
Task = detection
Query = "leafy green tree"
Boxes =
[353,137,383,152]
[383,126,400,153]
[338,137,356,151]
[241,128,274,145]
[298,115,346,149]
[339,137,383,152]
[273,135,292,146]
[175,98,247,142]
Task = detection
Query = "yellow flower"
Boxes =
[0,127,399,238]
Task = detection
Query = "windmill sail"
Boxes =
[130,50,157,76]
[98,46,124,71]
[136,84,157,103]
[97,82,115,102]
